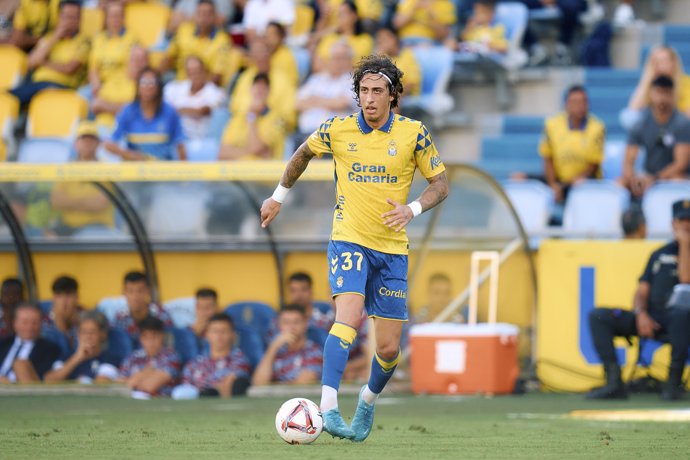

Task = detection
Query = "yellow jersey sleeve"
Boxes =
[306,117,336,158]
[414,122,445,178]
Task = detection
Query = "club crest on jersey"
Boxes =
[347,142,358,152]
[388,140,397,156]
[336,276,344,288]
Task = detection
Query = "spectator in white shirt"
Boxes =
[163,56,226,141]
[295,40,356,136]
[242,0,295,42]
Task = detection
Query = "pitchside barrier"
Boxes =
[0,162,536,359]
[537,239,690,391]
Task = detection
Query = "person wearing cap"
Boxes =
[622,208,647,240]
[50,122,115,236]
[621,75,690,199]
[587,199,690,401]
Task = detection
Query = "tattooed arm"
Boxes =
[382,171,449,232]
[260,142,317,228]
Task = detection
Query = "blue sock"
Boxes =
[367,349,400,394]
[321,322,357,391]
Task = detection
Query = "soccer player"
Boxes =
[260,54,449,441]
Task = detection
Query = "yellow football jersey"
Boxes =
[12,0,59,38]
[32,32,91,88]
[306,111,445,255]
[89,29,137,83]
[167,23,233,81]
[539,112,605,184]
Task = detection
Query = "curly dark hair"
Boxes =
[352,54,404,109]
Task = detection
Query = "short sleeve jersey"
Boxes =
[639,241,681,314]
[306,111,446,255]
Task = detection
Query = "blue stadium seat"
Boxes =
[503,180,554,235]
[663,25,690,46]
[642,181,690,239]
[306,326,328,348]
[17,138,72,163]
[501,116,544,135]
[403,46,454,117]
[106,327,133,367]
[39,300,53,315]
[224,301,276,346]
[291,46,311,84]
[41,326,72,360]
[97,296,128,324]
[585,68,640,88]
[235,325,264,369]
[601,139,626,180]
[562,180,630,237]
[171,327,200,366]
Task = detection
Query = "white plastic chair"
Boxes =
[163,296,196,328]
[17,138,72,163]
[503,180,554,235]
[404,46,454,118]
[563,180,630,238]
[642,181,690,239]
[97,296,128,323]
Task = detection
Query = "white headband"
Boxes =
[363,70,393,86]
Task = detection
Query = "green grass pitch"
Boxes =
[1,392,689,459]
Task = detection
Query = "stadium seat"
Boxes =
[125,2,171,48]
[494,2,529,70]
[171,327,200,366]
[503,180,554,235]
[41,326,72,360]
[642,181,690,239]
[224,302,276,346]
[107,327,133,367]
[562,180,630,238]
[38,300,53,315]
[26,89,88,139]
[17,138,72,163]
[0,45,27,90]
[164,297,196,328]
[80,7,104,38]
[0,92,19,161]
[501,115,544,135]
[601,139,626,180]
[478,134,541,179]
[97,296,128,323]
[291,46,311,84]
[235,325,264,369]
[146,184,210,237]
[402,46,454,118]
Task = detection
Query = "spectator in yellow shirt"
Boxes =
[9,0,59,51]
[375,26,420,97]
[453,0,508,54]
[230,39,296,131]
[265,21,299,87]
[92,44,149,128]
[316,0,383,34]
[538,86,605,203]
[50,122,116,236]
[393,0,456,46]
[10,0,90,106]
[313,0,373,73]
[88,1,137,99]
[219,73,286,161]
[161,0,235,86]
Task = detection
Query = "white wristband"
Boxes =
[407,200,422,217]
[271,184,290,203]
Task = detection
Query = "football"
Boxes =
[275,398,323,444]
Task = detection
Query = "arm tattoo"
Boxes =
[416,171,449,212]
[280,142,317,188]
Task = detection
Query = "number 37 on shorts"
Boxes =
[327,240,409,321]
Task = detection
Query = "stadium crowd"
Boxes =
[0,270,452,397]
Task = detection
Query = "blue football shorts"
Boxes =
[327,240,408,321]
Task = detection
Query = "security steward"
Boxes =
[587,199,690,401]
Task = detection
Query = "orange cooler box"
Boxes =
[409,323,519,395]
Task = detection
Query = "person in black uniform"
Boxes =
[587,199,690,401]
